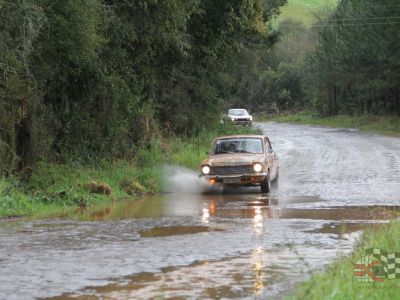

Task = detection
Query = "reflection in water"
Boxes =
[55,193,386,223]
[139,226,221,238]
[252,207,265,296]
[252,247,265,297]
[253,207,264,236]
[201,205,210,224]
[249,201,281,297]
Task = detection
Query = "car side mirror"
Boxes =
[268,149,274,154]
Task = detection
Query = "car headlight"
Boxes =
[253,163,263,173]
[202,165,211,175]
[249,116,253,121]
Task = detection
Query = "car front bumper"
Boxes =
[201,173,267,185]
[232,119,252,126]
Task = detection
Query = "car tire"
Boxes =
[273,167,279,182]
[260,172,271,193]
[271,167,279,189]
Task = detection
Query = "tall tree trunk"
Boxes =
[15,118,32,172]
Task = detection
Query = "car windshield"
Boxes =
[229,109,247,116]
[212,138,263,155]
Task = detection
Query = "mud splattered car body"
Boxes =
[200,135,279,193]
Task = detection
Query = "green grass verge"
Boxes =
[286,221,400,299]
[276,0,338,26]
[0,123,261,218]
[260,112,400,137]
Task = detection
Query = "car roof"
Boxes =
[212,135,267,141]
[229,108,248,112]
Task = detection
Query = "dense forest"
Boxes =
[0,0,286,175]
[306,0,400,116]
[263,0,400,116]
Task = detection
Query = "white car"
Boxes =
[223,109,252,126]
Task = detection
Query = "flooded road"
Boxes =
[1,122,400,299]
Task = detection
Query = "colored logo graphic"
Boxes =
[353,255,385,283]
[354,248,400,283]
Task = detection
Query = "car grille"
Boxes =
[235,118,250,122]
[209,165,253,175]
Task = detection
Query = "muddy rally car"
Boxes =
[200,135,279,193]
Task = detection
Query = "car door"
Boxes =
[265,137,278,179]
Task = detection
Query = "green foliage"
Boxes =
[259,0,400,120]
[255,19,315,113]
[302,0,400,116]
[0,178,32,217]
[0,1,45,172]
[0,0,286,175]
[0,0,286,216]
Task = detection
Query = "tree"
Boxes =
[303,0,400,116]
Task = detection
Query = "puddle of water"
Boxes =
[46,241,359,300]
[1,191,399,300]
[0,215,24,222]
[199,198,400,221]
[139,226,223,238]
[38,194,324,222]
[44,192,400,223]
[279,206,400,220]
[32,222,78,229]
[305,222,388,236]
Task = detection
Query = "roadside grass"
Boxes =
[0,123,260,218]
[258,112,400,137]
[286,221,400,299]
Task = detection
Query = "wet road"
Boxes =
[1,122,400,300]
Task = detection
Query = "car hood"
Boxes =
[201,154,264,166]
[229,114,250,118]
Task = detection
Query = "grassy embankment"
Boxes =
[255,112,400,137]
[286,221,400,299]
[0,124,260,218]
[275,0,338,26]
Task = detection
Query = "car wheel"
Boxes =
[271,167,279,189]
[273,167,279,182]
[260,172,271,193]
